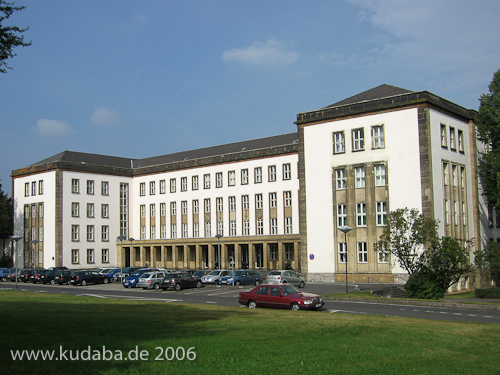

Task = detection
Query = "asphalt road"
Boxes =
[2,281,499,324]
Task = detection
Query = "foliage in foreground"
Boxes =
[2,291,500,375]
[474,240,500,286]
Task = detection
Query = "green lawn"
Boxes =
[2,291,499,375]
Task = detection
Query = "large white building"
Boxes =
[11,85,500,287]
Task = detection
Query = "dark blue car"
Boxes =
[122,268,153,288]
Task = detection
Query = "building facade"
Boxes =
[11,85,500,287]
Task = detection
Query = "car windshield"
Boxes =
[208,270,220,276]
[227,271,243,277]
[280,285,300,295]
[220,271,231,276]
[130,270,145,276]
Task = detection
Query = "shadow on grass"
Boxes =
[1,291,251,374]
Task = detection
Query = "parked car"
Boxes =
[54,269,73,285]
[238,284,324,311]
[265,270,306,288]
[192,270,211,278]
[19,269,35,283]
[5,269,21,282]
[136,271,167,290]
[122,268,154,288]
[113,266,142,282]
[0,268,15,282]
[219,270,263,286]
[201,270,231,285]
[40,267,68,284]
[160,272,202,291]
[30,269,48,283]
[99,268,120,282]
[70,271,112,286]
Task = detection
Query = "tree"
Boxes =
[0,182,13,260]
[474,241,500,286]
[476,69,500,207]
[0,0,31,73]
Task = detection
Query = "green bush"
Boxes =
[475,288,500,299]
[405,270,446,299]
[0,253,12,267]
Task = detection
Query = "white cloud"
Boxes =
[35,119,74,136]
[223,39,299,67]
[90,107,122,126]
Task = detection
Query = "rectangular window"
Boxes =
[283,164,291,180]
[39,204,44,218]
[336,169,346,190]
[285,217,292,234]
[243,220,250,236]
[254,167,262,183]
[338,243,347,263]
[217,197,223,212]
[72,249,79,264]
[374,165,386,186]
[87,225,94,242]
[171,224,177,239]
[257,219,263,235]
[337,204,347,227]
[376,202,387,226]
[140,205,146,218]
[378,244,389,263]
[101,181,108,195]
[102,249,109,263]
[181,201,187,215]
[229,196,236,211]
[171,202,177,215]
[356,203,367,227]
[182,223,188,238]
[161,224,167,239]
[193,200,199,214]
[217,221,223,236]
[87,249,94,264]
[71,225,79,241]
[87,180,94,195]
[270,218,278,235]
[101,225,109,241]
[255,194,263,210]
[141,225,146,240]
[38,180,44,195]
[193,222,199,238]
[268,165,277,182]
[230,220,237,236]
[140,182,146,196]
[284,191,292,207]
[25,182,29,197]
[372,125,385,149]
[241,169,249,185]
[150,204,156,217]
[270,245,278,261]
[462,202,467,226]
[204,174,211,189]
[269,193,277,208]
[333,131,345,154]
[357,242,368,263]
[192,175,199,190]
[441,124,447,148]
[216,172,223,188]
[150,225,156,240]
[72,202,79,217]
[170,178,176,193]
[458,130,464,153]
[443,162,449,185]
[87,203,94,218]
[160,179,166,194]
[181,177,187,192]
[228,170,236,186]
[31,181,36,196]
[205,221,211,237]
[160,203,166,216]
[450,127,456,150]
[204,198,211,213]
[355,167,365,188]
[150,181,156,195]
[242,195,249,210]
[72,179,79,194]
[352,128,364,151]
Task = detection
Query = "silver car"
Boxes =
[136,271,166,290]
[265,270,306,288]
[201,270,231,285]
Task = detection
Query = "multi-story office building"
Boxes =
[11,85,498,287]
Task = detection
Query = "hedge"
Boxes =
[475,288,500,299]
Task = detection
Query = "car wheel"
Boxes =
[235,280,241,286]
[248,300,257,309]
[49,279,55,285]
[290,302,300,311]
[254,280,260,286]
[299,281,305,288]
[214,280,219,285]
[103,278,109,284]
[153,283,160,290]
[175,283,181,291]
[1,277,6,282]
[81,280,87,286]
[196,281,202,288]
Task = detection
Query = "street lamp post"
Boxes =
[10,235,23,291]
[117,235,126,281]
[338,225,352,294]
[215,234,222,270]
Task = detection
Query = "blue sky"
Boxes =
[2,0,500,196]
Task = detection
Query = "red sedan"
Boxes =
[239,284,325,311]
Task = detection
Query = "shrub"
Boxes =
[405,269,446,299]
[475,288,500,299]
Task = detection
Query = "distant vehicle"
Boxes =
[201,270,231,285]
[265,270,306,288]
[122,268,154,288]
[5,269,20,282]
[136,271,167,290]
[192,270,211,278]
[161,272,202,291]
[0,268,15,282]
[219,270,263,286]
[40,267,68,284]
[54,269,73,285]
[70,271,112,286]
[30,269,47,283]
[238,284,324,311]
[99,268,121,282]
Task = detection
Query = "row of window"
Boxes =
[139,164,293,196]
[71,248,109,264]
[337,202,387,228]
[138,217,294,240]
[71,225,110,242]
[24,204,44,219]
[71,203,109,218]
[336,164,386,190]
[24,180,44,197]
[338,242,388,264]
[333,125,384,154]
[71,179,109,195]
[440,124,465,153]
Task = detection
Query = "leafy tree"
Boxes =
[474,241,500,286]
[0,0,31,73]
[0,183,14,258]
[476,69,500,207]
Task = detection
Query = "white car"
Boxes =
[201,270,231,285]
[265,270,306,288]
